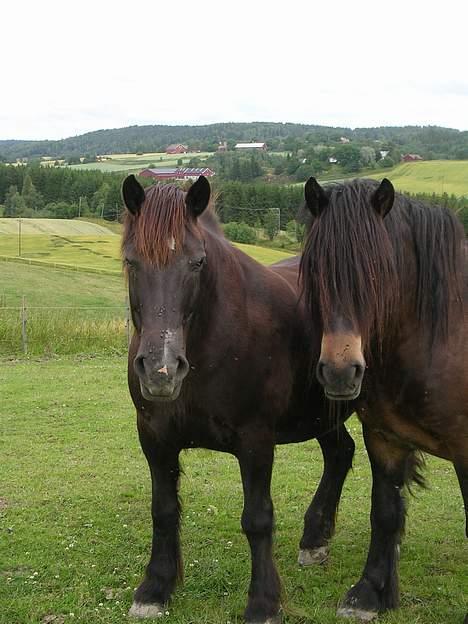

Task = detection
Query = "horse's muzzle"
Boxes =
[134,352,190,402]
[316,360,365,401]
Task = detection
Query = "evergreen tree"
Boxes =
[264,209,279,241]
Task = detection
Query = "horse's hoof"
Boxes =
[246,617,281,624]
[128,602,164,618]
[336,606,378,621]
[297,546,329,566]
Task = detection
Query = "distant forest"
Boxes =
[2,122,468,161]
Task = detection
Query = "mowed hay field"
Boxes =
[0,221,293,356]
[0,358,466,624]
[367,160,468,196]
[0,219,293,274]
[68,152,211,173]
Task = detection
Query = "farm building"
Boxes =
[166,144,189,154]
[140,167,215,181]
[234,142,267,151]
[402,153,423,162]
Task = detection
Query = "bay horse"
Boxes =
[121,175,355,623]
[300,177,467,621]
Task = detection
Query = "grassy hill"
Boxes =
[3,122,468,161]
[367,160,468,196]
[0,262,124,308]
[0,218,117,236]
[0,219,293,274]
[0,235,293,356]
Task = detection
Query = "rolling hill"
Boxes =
[367,160,468,196]
[0,218,117,236]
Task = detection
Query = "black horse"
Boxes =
[121,175,354,623]
[300,177,467,621]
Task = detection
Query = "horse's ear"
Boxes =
[122,175,145,215]
[304,177,328,217]
[186,176,210,218]
[372,178,394,218]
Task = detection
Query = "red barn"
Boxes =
[165,144,189,154]
[402,154,423,162]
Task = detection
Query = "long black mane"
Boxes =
[300,178,465,350]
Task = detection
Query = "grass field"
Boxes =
[0,225,293,356]
[68,152,211,173]
[0,219,117,236]
[0,262,128,356]
[0,357,466,624]
[366,160,468,197]
[0,219,293,275]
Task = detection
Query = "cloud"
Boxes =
[2,0,468,139]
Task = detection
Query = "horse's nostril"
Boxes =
[177,355,190,378]
[316,361,326,385]
[353,363,365,382]
[134,355,146,378]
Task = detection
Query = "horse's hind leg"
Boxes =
[454,461,468,537]
[338,425,411,621]
[129,427,182,619]
[237,427,281,624]
[299,423,355,565]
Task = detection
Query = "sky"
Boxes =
[2,0,468,140]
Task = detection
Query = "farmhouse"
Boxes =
[166,144,189,154]
[402,153,423,162]
[140,167,215,181]
[234,142,267,151]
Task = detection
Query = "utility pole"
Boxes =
[78,196,82,218]
[18,218,22,257]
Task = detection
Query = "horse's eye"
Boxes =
[191,256,206,270]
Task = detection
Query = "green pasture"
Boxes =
[0,234,122,272]
[0,357,466,624]
[0,233,293,355]
[0,219,116,236]
[366,160,468,197]
[69,152,211,173]
[0,218,293,276]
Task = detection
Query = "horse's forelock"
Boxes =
[300,180,399,351]
[122,184,190,267]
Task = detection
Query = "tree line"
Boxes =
[2,122,468,162]
[0,164,466,235]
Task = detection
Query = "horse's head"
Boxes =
[122,175,210,402]
[300,177,398,400]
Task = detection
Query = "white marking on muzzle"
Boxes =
[158,329,176,375]
[168,236,176,251]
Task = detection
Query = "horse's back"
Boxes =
[268,255,301,295]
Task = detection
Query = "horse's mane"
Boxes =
[122,183,221,266]
[300,179,464,349]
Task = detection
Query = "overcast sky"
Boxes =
[2,0,468,140]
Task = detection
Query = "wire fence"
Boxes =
[0,298,132,356]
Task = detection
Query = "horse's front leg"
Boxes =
[299,423,355,565]
[129,425,181,619]
[338,424,410,621]
[237,427,281,624]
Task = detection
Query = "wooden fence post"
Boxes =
[21,295,28,354]
[125,297,131,348]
